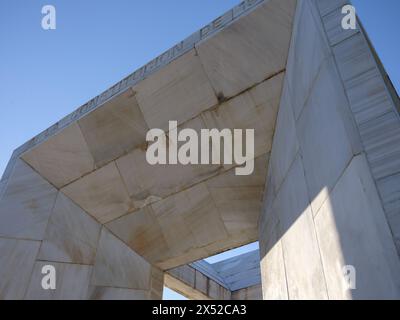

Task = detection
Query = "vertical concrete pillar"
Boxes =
[0,159,58,299]
[259,0,400,300]
[0,159,164,299]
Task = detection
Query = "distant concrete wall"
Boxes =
[165,264,231,300]
[259,0,400,300]
[165,250,262,300]
[232,285,262,300]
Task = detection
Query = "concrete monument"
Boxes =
[1,0,400,299]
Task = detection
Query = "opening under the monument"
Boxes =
[164,242,261,300]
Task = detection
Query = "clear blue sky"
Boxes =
[0,0,399,299]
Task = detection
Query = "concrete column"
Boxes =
[259,0,400,300]
[0,159,163,300]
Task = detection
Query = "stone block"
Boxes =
[38,193,101,265]
[344,68,393,125]
[115,117,223,207]
[359,111,400,180]
[0,159,58,240]
[194,271,208,295]
[135,49,217,131]
[22,123,95,189]
[271,156,327,299]
[105,206,170,264]
[259,216,288,300]
[232,285,262,300]
[78,89,149,167]
[322,6,358,46]
[268,79,299,195]
[167,265,196,289]
[149,267,165,300]
[286,0,331,120]
[332,32,376,86]
[0,238,40,300]
[151,183,228,260]
[201,73,283,162]
[0,179,7,201]
[297,58,354,213]
[316,0,349,17]
[196,0,296,98]
[206,156,266,236]
[61,162,132,223]
[314,155,400,299]
[377,173,400,254]
[88,286,149,300]
[91,228,152,290]
[25,262,92,300]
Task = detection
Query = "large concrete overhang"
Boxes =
[4,0,296,271]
